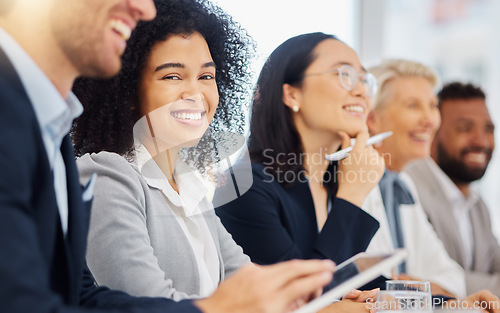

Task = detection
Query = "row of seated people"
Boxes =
[4,0,498,312]
[69,0,500,312]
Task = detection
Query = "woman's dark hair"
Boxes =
[249,32,339,190]
[72,0,255,172]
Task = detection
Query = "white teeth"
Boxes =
[344,106,364,113]
[171,112,203,120]
[465,152,486,163]
[109,19,131,41]
[411,133,430,141]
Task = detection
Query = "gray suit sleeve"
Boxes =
[211,213,251,278]
[77,153,197,301]
[466,203,500,296]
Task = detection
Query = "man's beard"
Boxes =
[435,142,492,184]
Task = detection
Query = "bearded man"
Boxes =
[406,82,500,296]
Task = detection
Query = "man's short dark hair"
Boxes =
[437,82,486,109]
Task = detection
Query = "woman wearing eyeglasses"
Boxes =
[216,32,385,290]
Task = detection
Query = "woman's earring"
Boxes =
[292,106,299,113]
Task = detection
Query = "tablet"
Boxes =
[293,249,408,313]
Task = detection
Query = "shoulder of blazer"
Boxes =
[0,46,48,181]
[0,46,31,101]
[405,160,440,197]
[0,45,18,76]
[0,47,43,153]
[473,197,495,229]
[251,162,268,180]
[249,162,282,193]
[404,160,451,221]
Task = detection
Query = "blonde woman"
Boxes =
[363,59,466,297]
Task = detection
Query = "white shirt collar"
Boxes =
[133,142,209,217]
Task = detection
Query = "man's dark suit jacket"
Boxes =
[0,47,201,312]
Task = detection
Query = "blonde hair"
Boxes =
[369,59,440,112]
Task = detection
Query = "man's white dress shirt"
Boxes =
[427,159,477,270]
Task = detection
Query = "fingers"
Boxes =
[279,271,333,309]
[325,299,372,313]
[343,289,362,300]
[476,289,497,302]
[356,288,379,303]
[295,297,307,308]
[343,289,380,303]
[311,286,323,301]
[446,290,500,313]
[482,290,500,313]
[285,296,307,313]
[269,260,335,308]
[338,131,351,150]
[350,130,369,154]
[264,259,335,291]
[196,261,334,313]
[467,290,500,313]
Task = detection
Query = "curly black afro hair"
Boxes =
[72,0,255,172]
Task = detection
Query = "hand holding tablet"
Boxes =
[293,249,408,313]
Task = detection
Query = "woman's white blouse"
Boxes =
[134,144,220,297]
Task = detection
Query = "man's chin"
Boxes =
[78,59,122,80]
[463,167,488,182]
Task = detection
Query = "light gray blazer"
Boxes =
[77,152,250,300]
[405,158,500,296]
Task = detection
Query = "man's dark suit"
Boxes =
[0,47,201,312]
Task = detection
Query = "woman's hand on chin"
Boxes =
[336,130,385,207]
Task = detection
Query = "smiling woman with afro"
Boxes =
[71,0,256,300]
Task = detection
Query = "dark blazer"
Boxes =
[0,47,201,312]
[216,162,380,289]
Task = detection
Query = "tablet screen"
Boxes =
[292,249,407,313]
[330,254,391,288]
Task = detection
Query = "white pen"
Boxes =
[325,131,393,161]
